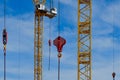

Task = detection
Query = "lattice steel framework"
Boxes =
[34,0,56,80]
[34,1,45,80]
[77,0,92,80]
[34,13,43,80]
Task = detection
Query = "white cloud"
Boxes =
[93,37,112,50]
[43,69,77,80]
[0,14,34,53]
[101,1,120,27]
[60,0,77,8]
[93,58,120,80]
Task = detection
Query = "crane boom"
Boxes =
[77,0,92,80]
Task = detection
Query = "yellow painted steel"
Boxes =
[34,0,56,80]
[34,14,43,80]
[33,0,46,4]
[34,1,45,80]
[77,0,92,80]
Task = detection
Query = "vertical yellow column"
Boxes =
[77,0,92,80]
[34,13,43,80]
[34,1,46,80]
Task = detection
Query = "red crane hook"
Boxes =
[53,36,66,58]
[53,36,66,52]
[53,36,66,80]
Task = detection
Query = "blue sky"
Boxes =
[0,0,120,80]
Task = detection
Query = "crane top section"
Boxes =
[33,0,46,5]
[33,0,57,18]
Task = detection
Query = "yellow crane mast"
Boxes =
[33,0,57,80]
[77,0,92,80]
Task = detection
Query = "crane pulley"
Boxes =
[33,0,57,18]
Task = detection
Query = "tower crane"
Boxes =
[77,0,92,80]
[33,0,57,80]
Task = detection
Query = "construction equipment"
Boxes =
[33,0,57,80]
[53,36,66,80]
[77,0,92,80]
[3,0,8,80]
[53,0,66,80]
[3,28,7,80]
[3,29,7,47]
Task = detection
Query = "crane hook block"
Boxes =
[53,36,66,52]
[48,39,52,46]
[3,29,8,45]
[112,72,116,78]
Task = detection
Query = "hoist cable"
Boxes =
[3,0,7,80]
[4,50,6,80]
[48,0,52,70]
[112,4,116,80]
[48,45,51,70]
[18,17,21,80]
[112,20,115,73]
[48,20,51,70]
[50,0,52,9]
[4,0,6,29]
[50,0,53,8]
[58,0,60,36]
[51,0,53,8]
[48,0,55,70]
[57,0,61,80]
[112,4,115,73]
[58,58,60,80]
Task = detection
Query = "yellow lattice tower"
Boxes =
[77,0,92,80]
[33,0,57,80]
[34,14,43,80]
